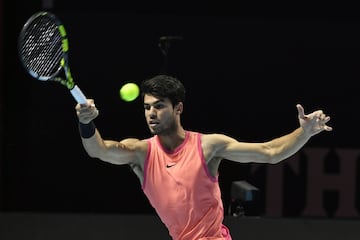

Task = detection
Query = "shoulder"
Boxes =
[198,133,235,171]
[200,133,241,159]
[199,133,233,156]
[201,132,238,146]
[119,138,149,148]
[118,137,150,159]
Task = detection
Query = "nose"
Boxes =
[148,106,157,118]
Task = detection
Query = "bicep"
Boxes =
[96,138,147,165]
[221,141,272,163]
[207,134,272,163]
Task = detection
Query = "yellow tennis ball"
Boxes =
[119,83,140,102]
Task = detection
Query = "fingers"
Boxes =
[79,99,94,108]
[296,104,306,119]
[318,115,332,131]
[297,104,333,134]
[314,110,332,132]
[76,99,95,110]
[324,125,333,131]
[76,99,99,123]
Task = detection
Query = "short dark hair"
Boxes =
[140,75,186,106]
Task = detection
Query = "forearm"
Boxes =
[79,121,96,138]
[78,121,107,158]
[78,122,132,165]
[81,129,108,158]
[268,104,332,163]
[268,127,311,164]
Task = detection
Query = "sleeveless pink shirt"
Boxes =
[142,131,232,240]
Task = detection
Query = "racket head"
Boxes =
[18,11,69,83]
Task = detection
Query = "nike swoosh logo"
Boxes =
[166,164,176,168]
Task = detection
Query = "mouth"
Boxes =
[148,121,159,128]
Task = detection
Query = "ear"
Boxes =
[175,102,183,114]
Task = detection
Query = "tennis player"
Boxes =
[76,74,332,240]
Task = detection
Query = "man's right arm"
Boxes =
[76,100,146,166]
[81,129,144,165]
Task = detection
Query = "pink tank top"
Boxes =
[142,131,232,240]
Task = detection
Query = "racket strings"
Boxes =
[20,16,64,79]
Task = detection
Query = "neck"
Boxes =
[157,127,186,151]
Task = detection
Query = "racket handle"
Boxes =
[70,85,88,104]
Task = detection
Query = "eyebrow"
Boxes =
[144,98,166,106]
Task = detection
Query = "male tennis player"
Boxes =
[76,74,332,240]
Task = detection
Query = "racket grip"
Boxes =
[70,85,88,104]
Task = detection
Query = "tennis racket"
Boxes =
[18,11,87,104]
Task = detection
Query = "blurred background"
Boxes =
[1,0,360,239]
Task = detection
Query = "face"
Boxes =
[143,94,181,135]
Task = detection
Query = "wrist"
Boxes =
[79,121,96,138]
[299,126,312,139]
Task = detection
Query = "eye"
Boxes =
[154,103,166,109]
[143,104,150,110]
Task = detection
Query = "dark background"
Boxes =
[1,1,359,216]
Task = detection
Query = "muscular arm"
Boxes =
[204,127,309,165]
[81,130,146,165]
[203,104,332,167]
[76,100,147,166]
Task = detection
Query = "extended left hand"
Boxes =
[297,104,332,136]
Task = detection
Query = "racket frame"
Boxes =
[18,11,87,104]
